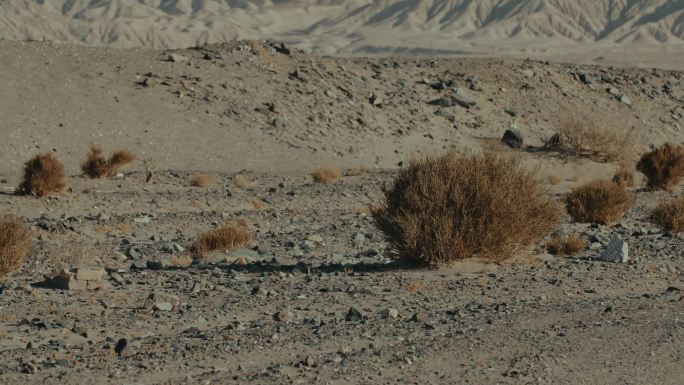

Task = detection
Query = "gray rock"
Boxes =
[451,92,477,108]
[167,53,187,62]
[352,233,365,247]
[502,127,523,149]
[600,235,629,263]
[620,95,632,105]
[345,307,366,322]
[379,308,399,319]
[521,69,535,78]
[154,302,173,311]
[608,87,620,96]
[579,73,593,84]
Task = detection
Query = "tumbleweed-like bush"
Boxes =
[0,216,32,279]
[636,143,684,191]
[82,144,135,178]
[546,233,587,256]
[565,179,632,225]
[373,152,559,266]
[19,153,67,197]
[649,196,684,233]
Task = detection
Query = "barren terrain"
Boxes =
[0,40,683,384]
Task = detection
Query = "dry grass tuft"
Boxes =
[545,116,637,162]
[565,180,632,224]
[649,196,684,233]
[233,176,250,189]
[190,174,215,188]
[612,165,635,188]
[636,143,684,191]
[547,175,562,185]
[373,152,559,266]
[0,216,32,279]
[82,144,135,178]
[546,233,587,256]
[312,167,342,184]
[19,153,68,197]
[168,254,193,267]
[346,165,371,176]
[193,222,252,258]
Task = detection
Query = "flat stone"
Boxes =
[345,307,366,322]
[154,302,173,311]
[502,127,523,149]
[167,53,187,62]
[74,268,104,281]
[379,308,399,319]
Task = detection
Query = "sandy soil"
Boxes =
[0,40,682,384]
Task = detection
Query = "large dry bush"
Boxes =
[649,196,684,233]
[19,153,68,197]
[373,152,559,266]
[636,143,684,191]
[545,116,637,162]
[82,144,135,178]
[0,216,32,279]
[193,222,252,258]
[565,180,632,224]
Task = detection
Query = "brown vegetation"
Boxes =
[649,196,684,233]
[612,166,635,187]
[312,167,342,184]
[19,153,68,197]
[545,116,637,162]
[233,175,250,189]
[193,222,252,258]
[0,216,32,279]
[565,180,632,224]
[373,152,559,266]
[546,233,587,256]
[547,175,562,185]
[190,174,215,188]
[81,144,135,178]
[636,143,684,191]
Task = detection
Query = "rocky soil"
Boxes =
[0,41,682,384]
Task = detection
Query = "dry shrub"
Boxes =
[346,165,371,176]
[545,116,637,162]
[0,216,32,279]
[19,153,68,197]
[547,175,562,185]
[546,233,587,256]
[82,144,135,178]
[168,254,193,267]
[649,196,684,233]
[190,174,215,188]
[193,222,252,258]
[636,143,684,191]
[233,176,250,189]
[312,167,342,184]
[373,152,559,266]
[612,165,635,187]
[565,180,632,224]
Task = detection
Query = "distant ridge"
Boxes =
[1,0,683,58]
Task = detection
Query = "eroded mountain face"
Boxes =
[1,0,683,52]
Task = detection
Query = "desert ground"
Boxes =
[0,39,683,385]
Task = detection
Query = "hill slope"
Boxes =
[1,1,684,67]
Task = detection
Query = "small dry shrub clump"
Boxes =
[312,167,342,184]
[190,174,215,188]
[19,153,68,197]
[636,143,684,191]
[193,222,252,258]
[0,216,32,279]
[612,166,635,188]
[82,144,135,178]
[373,152,559,266]
[546,233,587,256]
[649,196,684,233]
[565,180,632,224]
[545,116,637,162]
